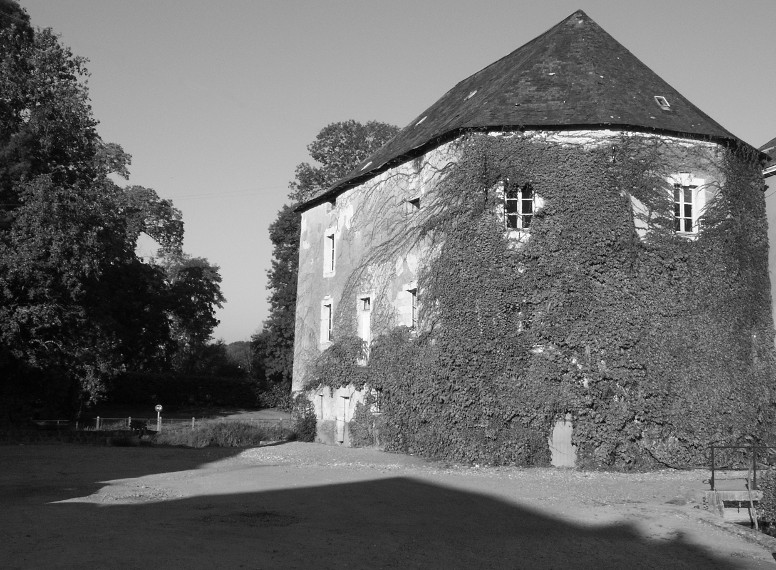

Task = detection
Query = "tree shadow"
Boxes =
[1,449,759,569]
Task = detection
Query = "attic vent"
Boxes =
[415,116,427,126]
[360,161,372,171]
[654,96,671,111]
[465,90,477,100]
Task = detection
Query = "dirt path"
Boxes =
[2,443,775,569]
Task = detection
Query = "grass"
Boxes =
[153,420,294,448]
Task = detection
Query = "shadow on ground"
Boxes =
[0,446,755,569]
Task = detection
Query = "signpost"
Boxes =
[155,404,162,432]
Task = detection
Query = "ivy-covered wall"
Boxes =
[295,130,776,467]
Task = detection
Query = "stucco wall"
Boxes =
[292,142,459,392]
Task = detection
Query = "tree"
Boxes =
[288,120,400,202]
[163,254,226,372]
[225,341,253,375]
[0,2,225,417]
[254,120,399,393]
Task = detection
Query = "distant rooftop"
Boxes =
[761,137,776,178]
[301,10,750,211]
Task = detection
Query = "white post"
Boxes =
[96,416,100,430]
[157,414,161,433]
[128,416,131,428]
[191,417,195,430]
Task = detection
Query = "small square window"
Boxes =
[654,96,671,111]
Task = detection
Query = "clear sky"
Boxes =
[20,0,776,343]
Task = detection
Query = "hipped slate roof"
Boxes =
[300,10,747,212]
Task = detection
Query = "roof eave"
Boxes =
[296,124,755,213]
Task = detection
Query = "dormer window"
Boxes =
[505,182,534,229]
[654,96,671,111]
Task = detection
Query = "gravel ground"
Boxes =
[2,442,776,569]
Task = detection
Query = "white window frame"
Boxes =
[408,288,418,330]
[320,298,333,346]
[504,181,534,230]
[496,181,543,238]
[323,230,336,276]
[357,294,372,365]
[668,174,706,236]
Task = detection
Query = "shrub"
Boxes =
[348,402,376,447]
[154,421,271,448]
[292,394,317,442]
[257,381,293,412]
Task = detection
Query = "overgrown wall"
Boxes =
[295,130,776,467]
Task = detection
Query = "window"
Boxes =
[654,95,671,111]
[357,295,372,364]
[505,182,534,229]
[673,183,698,233]
[370,388,383,414]
[321,301,333,343]
[324,232,335,275]
[667,174,707,237]
[405,197,420,216]
[408,288,418,329]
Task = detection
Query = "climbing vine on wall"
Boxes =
[307,132,775,469]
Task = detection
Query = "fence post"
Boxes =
[192,417,195,430]
[128,416,131,428]
[96,416,101,430]
[710,446,715,491]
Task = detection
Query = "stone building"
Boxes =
[292,10,769,455]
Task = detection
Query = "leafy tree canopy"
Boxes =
[289,120,399,202]
[0,2,224,417]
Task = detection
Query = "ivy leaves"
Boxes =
[308,134,774,469]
